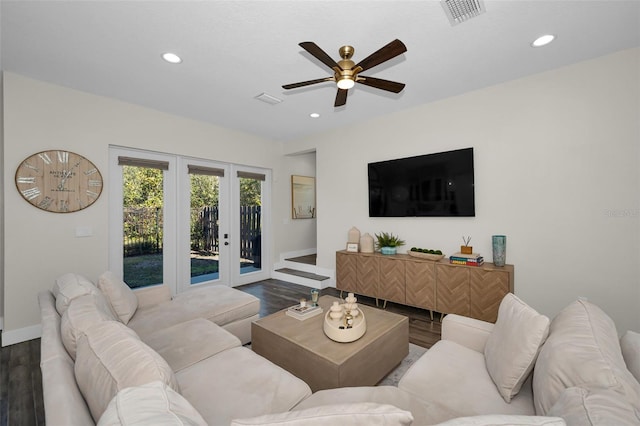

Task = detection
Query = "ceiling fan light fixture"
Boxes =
[336,76,355,90]
[441,0,485,26]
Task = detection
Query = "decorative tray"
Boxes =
[407,251,445,261]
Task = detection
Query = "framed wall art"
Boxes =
[291,175,316,219]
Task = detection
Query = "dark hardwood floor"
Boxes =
[240,279,442,348]
[0,279,441,425]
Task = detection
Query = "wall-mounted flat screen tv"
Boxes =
[368,148,475,217]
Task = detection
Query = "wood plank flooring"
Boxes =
[239,279,442,349]
[0,279,441,425]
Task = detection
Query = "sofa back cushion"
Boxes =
[533,299,640,415]
[548,387,640,426]
[75,321,180,422]
[53,272,102,316]
[484,293,550,402]
[61,293,119,359]
[620,330,640,383]
[97,271,139,324]
[97,381,206,426]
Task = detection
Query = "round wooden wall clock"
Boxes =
[15,150,103,213]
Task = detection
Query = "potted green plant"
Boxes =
[375,232,405,255]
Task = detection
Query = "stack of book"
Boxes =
[449,252,484,266]
[286,304,323,320]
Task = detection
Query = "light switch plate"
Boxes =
[75,226,93,237]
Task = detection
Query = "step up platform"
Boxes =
[275,268,329,282]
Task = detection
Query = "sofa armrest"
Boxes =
[441,314,494,353]
[133,284,172,309]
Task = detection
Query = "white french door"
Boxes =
[109,147,271,294]
[232,165,271,286]
[177,157,230,292]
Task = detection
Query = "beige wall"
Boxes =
[273,151,317,258]
[2,73,288,343]
[286,48,640,333]
[0,70,4,330]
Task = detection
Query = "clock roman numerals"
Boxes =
[38,152,52,165]
[38,196,54,210]
[16,177,36,184]
[57,151,69,163]
[22,187,41,200]
[88,180,102,187]
[23,162,39,172]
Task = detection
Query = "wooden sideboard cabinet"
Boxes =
[336,250,514,323]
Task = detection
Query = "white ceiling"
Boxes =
[2,1,639,142]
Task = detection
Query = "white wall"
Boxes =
[2,73,289,344]
[273,151,317,258]
[0,1,5,329]
[286,48,640,333]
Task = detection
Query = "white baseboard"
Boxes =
[2,324,42,347]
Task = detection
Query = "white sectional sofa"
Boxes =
[39,272,640,425]
[290,295,640,426]
[40,272,312,425]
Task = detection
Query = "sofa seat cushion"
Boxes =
[484,293,550,402]
[128,285,259,338]
[171,285,260,326]
[621,330,640,382]
[435,415,566,426]
[533,299,640,415]
[97,381,207,426]
[75,321,180,422]
[61,293,119,359]
[231,403,414,426]
[176,346,312,426]
[143,318,241,372]
[53,272,103,316]
[98,271,139,324]
[294,385,459,426]
[398,340,535,417]
[548,387,640,426]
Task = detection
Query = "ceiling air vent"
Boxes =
[255,92,283,105]
[441,0,485,26]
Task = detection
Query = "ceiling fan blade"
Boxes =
[299,42,341,70]
[357,76,405,93]
[353,39,407,73]
[282,77,333,90]
[334,89,348,107]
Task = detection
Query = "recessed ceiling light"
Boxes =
[531,35,555,48]
[162,52,182,64]
[310,113,320,119]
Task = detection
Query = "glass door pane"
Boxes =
[189,173,220,284]
[239,176,262,275]
[122,165,164,288]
